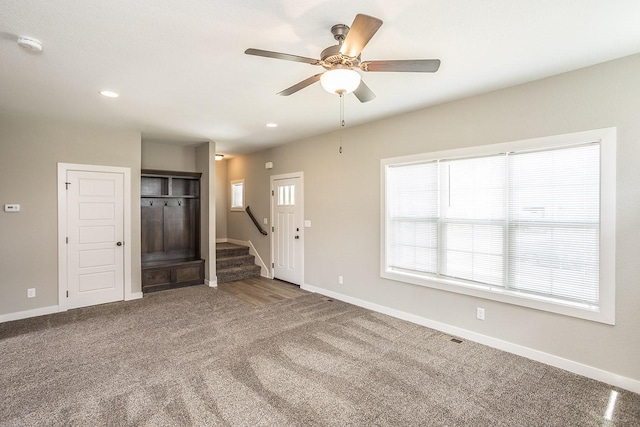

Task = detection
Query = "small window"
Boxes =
[230,179,244,211]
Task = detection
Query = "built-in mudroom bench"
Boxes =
[141,169,204,293]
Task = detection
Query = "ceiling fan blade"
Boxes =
[353,80,376,103]
[277,73,323,96]
[340,14,383,58]
[245,48,319,65]
[361,59,441,73]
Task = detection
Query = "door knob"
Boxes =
[116,242,123,246]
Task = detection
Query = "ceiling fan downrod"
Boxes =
[330,24,349,45]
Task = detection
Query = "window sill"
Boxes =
[381,268,615,325]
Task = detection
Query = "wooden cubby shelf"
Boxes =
[141,169,204,293]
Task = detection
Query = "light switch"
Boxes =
[304,220,311,228]
[263,218,268,225]
[4,204,20,212]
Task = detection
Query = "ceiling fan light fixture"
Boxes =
[320,69,361,95]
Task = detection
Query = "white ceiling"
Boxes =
[2,1,640,156]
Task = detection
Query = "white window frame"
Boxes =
[380,128,616,324]
[230,179,245,211]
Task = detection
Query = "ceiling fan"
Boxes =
[245,13,441,103]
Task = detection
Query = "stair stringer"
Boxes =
[225,238,271,279]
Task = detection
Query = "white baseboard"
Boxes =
[126,292,143,301]
[301,283,640,394]
[247,240,271,279]
[226,238,245,246]
[0,305,60,324]
[206,278,218,288]
[216,238,228,243]
[226,238,272,279]
[2,292,142,323]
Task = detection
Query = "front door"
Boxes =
[66,170,125,309]
[271,173,303,285]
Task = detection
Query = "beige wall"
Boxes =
[226,53,640,382]
[215,158,228,239]
[227,152,272,244]
[141,140,197,171]
[0,114,142,316]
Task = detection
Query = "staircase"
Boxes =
[216,242,261,283]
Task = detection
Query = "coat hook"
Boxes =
[178,200,182,206]
[165,201,168,206]
[150,201,153,206]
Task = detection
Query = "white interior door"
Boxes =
[271,174,303,285]
[67,170,124,309]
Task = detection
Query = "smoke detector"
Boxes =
[17,36,43,52]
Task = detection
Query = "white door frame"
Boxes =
[57,163,134,311]
[270,172,304,284]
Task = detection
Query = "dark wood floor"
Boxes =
[217,276,308,306]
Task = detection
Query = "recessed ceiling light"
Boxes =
[215,154,224,161]
[266,123,278,128]
[99,90,119,98]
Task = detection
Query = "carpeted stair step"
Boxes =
[217,254,255,270]
[216,243,261,283]
[217,264,261,284]
[216,243,250,258]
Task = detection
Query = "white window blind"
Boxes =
[508,144,600,305]
[440,154,506,286]
[387,161,438,274]
[384,141,605,311]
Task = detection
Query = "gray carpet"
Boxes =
[1,285,638,426]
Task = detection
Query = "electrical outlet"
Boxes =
[338,276,343,285]
[476,307,485,320]
[27,288,36,298]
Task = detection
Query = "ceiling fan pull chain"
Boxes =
[339,93,344,153]
[340,92,345,127]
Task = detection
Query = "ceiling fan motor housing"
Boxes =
[320,44,361,70]
[319,24,361,70]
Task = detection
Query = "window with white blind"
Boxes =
[381,128,616,324]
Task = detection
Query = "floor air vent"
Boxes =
[438,333,463,343]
